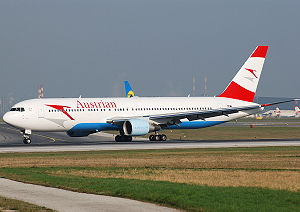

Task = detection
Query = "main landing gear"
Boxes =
[149,134,167,141]
[21,129,32,144]
[115,135,132,142]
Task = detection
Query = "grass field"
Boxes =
[0,195,54,212]
[0,147,299,211]
[153,126,300,140]
[234,117,300,122]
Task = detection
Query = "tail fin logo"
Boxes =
[218,46,268,102]
[245,68,258,78]
[124,81,135,98]
[127,91,135,98]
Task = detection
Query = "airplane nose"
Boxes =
[3,112,11,124]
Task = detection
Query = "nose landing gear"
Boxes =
[23,136,31,144]
[21,129,32,144]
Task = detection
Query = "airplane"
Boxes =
[3,46,296,144]
[124,81,135,98]
[267,106,300,117]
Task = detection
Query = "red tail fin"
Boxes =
[218,46,268,102]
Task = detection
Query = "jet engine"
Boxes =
[123,119,159,136]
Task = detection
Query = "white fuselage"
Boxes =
[3,97,261,133]
[2,46,268,142]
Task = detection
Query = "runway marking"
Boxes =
[33,134,57,143]
[0,125,65,143]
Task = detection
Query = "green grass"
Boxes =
[0,195,54,211]
[233,117,300,122]
[0,167,299,212]
[161,126,300,140]
[0,145,299,159]
[1,147,299,211]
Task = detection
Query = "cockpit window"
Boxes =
[10,107,25,112]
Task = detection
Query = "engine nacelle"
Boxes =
[123,119,157,136]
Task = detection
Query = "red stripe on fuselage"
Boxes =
[218,81,255,102]
[46,105,74,120]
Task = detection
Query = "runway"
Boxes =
[1,122,300,152]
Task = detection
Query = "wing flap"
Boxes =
[150,105,259,121]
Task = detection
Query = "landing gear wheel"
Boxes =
[115,135,132,142]
[149,134,167,141]
[160,134,167,141]
[115,135,121,142]
[21,129,32,145]
[126,136,132,142]
[149,135,155,141]
[23,138,31,144]
[154,135,160,141]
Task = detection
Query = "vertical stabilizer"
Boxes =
[218,46,268,102]
[124,81,135,98]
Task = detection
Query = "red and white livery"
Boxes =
[3,46,294,144]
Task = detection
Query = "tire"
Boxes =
[115,135,121,142]
[160,134,167,141]
[149,135,154,141]
[23,138,31,144]
[115,135,132,142]
[154,135,160,141]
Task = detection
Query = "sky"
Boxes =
[0,0,300,103]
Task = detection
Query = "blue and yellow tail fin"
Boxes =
[124,81,135,98]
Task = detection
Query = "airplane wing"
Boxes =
[107,105,261,126]
[107,99,299,126]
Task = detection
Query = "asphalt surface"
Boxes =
[0,178,178,212]
[1,122,300,153]
[1,122,300,211]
